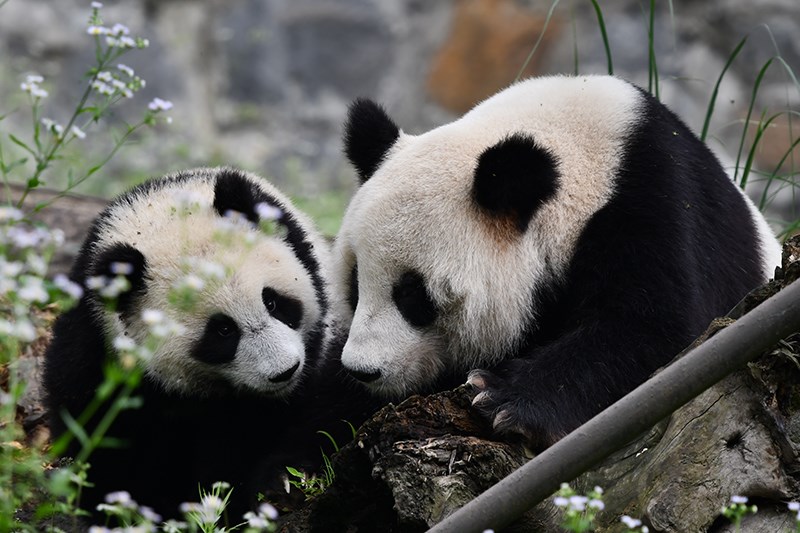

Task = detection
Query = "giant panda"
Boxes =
[43,167,372,519]
[334,75,783,452]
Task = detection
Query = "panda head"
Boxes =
[335,76,642,398]
[83,167,331,397]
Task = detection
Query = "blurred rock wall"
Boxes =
[0,0,797,226]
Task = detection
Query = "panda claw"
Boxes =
[467,370,487,390]
[472,390,491,406]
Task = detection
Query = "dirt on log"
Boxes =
[281,236,800,533]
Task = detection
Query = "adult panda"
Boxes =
[43,167,370,519]
[334,75,782,452]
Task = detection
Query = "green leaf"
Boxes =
[286,466,305,478]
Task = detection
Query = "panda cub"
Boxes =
[335,75,782,452]
[43,167,355,518]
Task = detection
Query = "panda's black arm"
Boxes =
[42,300,108,441]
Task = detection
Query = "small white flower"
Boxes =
[730,495,748,504]
[0,207,23,222]
[50,274,81,299]
[162,520,188,533]
[91,1,104,8]
[139,506,162,523]
[87,25,110,36]
[70,125,87,140]
[14,319,36,342]
[8,226,40,248]
[193,259,226,280]
[105,36,120,47]
[588,498,605,510]
[255,202,282,221]
[113,336,136,352]
[117,64,134,77]
[119,36,136,48]
[99,276,130,299]
[179,502,201,514]
[110,262,133,276]
[88,526,112,533]
[258,502,278,520]
[142,309,165,325]
[179,273,205,291]
[95,503,118,514]
[553,496,569,507]
[789,501,800,512]
[86,275,108,290]
[568,495,588,512]
[111,23,130,36]
[91,80,114,96]
[18,277,49,303]
[1,261,24,278]
[641,527,649,533]
[138,37,150,48]
[105,490,137,508]
[25,74,44,84]
[593,486,604,495]
[620,515,642,528]
[27,254,47,277]
[201,494,224,511]
[148,97,174,112]
[97,71,113,82]
[244,512,269,529]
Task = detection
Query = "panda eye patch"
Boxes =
[262,287,303,330]
[392,271,437,329]
[192,313,240,365]
[348,263,359,311]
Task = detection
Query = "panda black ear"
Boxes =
[472,134,560,233]
[213,168,271,223]
[344,98,400,184]
[90,243,147,318]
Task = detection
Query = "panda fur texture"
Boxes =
[43,167,372,518]
[335,75,782,452]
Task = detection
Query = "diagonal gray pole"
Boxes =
[428,279,800,533]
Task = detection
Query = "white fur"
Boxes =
[92,168,329,396]
[335,75,643,397]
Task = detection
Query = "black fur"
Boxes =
[343,99,400,183]
[262,286,304,330]
[191,313,241,364]
[43,169,382,520]
[473,134,560,232]
[392,271,437,329]
[90,243,147,321]
[469,85,768,451]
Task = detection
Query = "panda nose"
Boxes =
[346,367,382,383]
[270,361,300,383]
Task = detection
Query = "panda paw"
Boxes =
[468,368,567,452]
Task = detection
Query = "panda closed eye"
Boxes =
[262,287,303,330]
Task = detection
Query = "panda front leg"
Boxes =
[467,326,673,453]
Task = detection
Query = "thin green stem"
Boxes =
[733,57,774,186]
[590,0,613,75]
[515,0,561,83]
[701,37,747,142]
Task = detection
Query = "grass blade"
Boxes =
[701,36,747,142]
[515,0,561,82]
[734,57,774,186]
[590,0,613,75]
